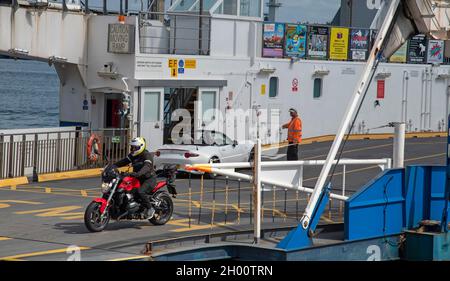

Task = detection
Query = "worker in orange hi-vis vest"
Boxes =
[282,108,302,161]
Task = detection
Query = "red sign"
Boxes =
[292,78,299,92]
[377,80,385,99]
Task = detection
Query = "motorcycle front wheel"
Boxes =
[84,201,110,232]
[149,192,173,225]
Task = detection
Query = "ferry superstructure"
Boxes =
[1,0,450,152]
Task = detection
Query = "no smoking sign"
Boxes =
[292,78,299,92]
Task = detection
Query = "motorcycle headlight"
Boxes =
[101,182,112,193]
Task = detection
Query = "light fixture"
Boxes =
[48,55,68,66]
[312,66,330,77]
[375,68,391,79]
[436,70,450,79]
[8,48,29,56]
[258,63,276,74]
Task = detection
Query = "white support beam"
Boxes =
[299,0,401,230]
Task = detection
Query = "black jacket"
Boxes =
[115,150,156,180]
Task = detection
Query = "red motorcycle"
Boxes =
[84,164,177,232]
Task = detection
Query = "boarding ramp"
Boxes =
[0,2,87,63]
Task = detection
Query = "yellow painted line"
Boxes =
[0,177,29,188]
[0,200,43,205]
[0,185,96,199]
[168,219,236,232]
[263,131,446,150]
[0,237,12,241]
[15,206,84,220]
[38,166,130,182]
[80,190,88,197]
[45,187,52,194]
[108,255,149,261]
[304,143,393,160]
[303,152,447,183]
[0,247,90,261]
[10,186,16,190]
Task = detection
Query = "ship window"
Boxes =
[172,0,198,11]
[269,77,279,98]
[313,78,322,99]
[213,0,238,15]
[144,92,161,122]
[191,0,221,11]
[239,0,261,17]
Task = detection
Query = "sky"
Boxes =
[272,0,341,24]
[81,0,341,24]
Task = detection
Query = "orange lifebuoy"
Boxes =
[87,134,102,162]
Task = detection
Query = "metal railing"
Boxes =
[0,128,129,179]
[139,11,211,55]
[175,156,392,231]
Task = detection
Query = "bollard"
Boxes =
[393,122,406,169]
[253,139,262,244]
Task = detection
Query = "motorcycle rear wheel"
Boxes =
[84,202,110,232]
[149,192,173,225]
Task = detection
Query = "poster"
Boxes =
[284,24,307,58]
[329,27,349,60]
[263,23,285,58]
[307,26,329,60]
[408,34,427,64]
[427,39,444,64]
[389,42,408,63]
[350,29,370,61]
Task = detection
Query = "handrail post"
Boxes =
[20,135,26,177]
[85,0,90,14]
[8,135,14,178]
[0,134,4,179]
[56,132,61,172]
[103,0,107,15]
[32,134,38,182]
[253,139,261,244]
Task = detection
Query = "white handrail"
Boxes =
[196,158,392,169]
[186,157,391,202]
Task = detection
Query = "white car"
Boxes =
[153,130,255,172]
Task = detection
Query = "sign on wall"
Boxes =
[292,78,299,92]
[389,42,408,63]
[350,29,370,61]
[284,24,307,58]
[407,34,428,64]
[427,39,444,64]
[263,23,285,58]
[329,27,349,60]
[108,24,135,54]
[377,80,385,99]
[307,26,329,60]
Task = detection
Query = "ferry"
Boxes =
[1,0,449,152]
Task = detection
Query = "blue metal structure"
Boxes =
[442,114,450,232]
[151,116,450,260]
[276,184,331,250]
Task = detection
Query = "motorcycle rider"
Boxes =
[114,137,156,219]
